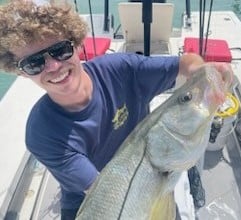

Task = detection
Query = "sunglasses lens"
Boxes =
[49,41,74,61]
[18,40,74,75]
[19,54,45,75]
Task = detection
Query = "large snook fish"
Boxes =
[76,65,231,220]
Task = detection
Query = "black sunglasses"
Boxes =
[17,40,74,75]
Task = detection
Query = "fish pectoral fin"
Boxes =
[149,192,176,220]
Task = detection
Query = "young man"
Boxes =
[0,0,232,219]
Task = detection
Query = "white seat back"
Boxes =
[118,2,174,43]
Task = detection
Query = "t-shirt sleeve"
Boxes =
[49,153,98,192]
[29,146,98,192]
[28,146,98,208]
[128,54,180,101]
[25,95,100,209]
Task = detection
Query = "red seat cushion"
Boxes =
[79,37,111,60]
[184,37,232,62]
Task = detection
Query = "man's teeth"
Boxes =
[51,72,69,83]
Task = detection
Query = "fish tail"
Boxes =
[149,192,176,220]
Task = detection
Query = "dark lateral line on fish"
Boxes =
[117,142,147,220]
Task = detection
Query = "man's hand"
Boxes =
[179,53,233,90]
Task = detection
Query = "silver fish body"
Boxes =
[76,65,231,220]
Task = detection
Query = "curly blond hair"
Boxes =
[0,0,88,73]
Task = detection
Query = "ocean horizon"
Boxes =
[1,0,241,99]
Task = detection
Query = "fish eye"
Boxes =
[178,91,192,104]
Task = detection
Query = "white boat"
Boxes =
[1,1,241,219]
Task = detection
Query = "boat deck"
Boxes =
[197,135,241,219]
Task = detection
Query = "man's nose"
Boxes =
[44,54,63,72]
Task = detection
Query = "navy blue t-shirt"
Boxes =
[25,53,179,209]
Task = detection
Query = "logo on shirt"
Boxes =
[112,104,129,130]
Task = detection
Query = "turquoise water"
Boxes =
[1,0,241,99]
